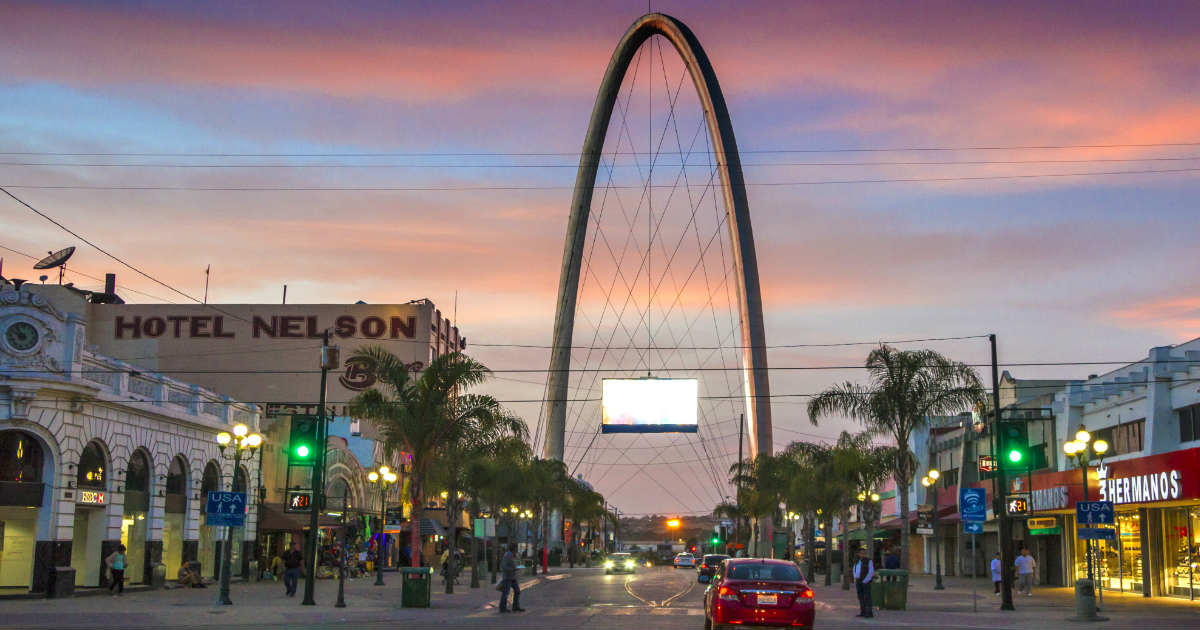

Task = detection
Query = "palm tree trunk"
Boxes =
[803,516,816,582]
[410,479,423,569]
[445,484,458,594]
[865,513,878,572]
[840,508,851,590]
[897,469,911,570]
[823,520,833,587]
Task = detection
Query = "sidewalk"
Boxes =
[812,572,1199,629]
[0,567,578,629]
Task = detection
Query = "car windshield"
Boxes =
[703,555,728,564]
[611,554,630,559]
[728,563,802,582]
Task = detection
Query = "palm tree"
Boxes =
[465,436,532,584]
[348,348,525,581]
[730,452,796,555]
[807,345,983,569]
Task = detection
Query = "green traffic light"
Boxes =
[296,444,310,458]
[1008,449,1022,463]
[711,537,719,544]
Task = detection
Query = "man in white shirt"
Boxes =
[990,552,1002,595]
[852,548,875,618]
[1014,548,1037,596]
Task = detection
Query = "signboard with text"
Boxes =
[1076,500,1114,525]
[76,489,106,505]
[959,487,987,523]
[205,491,247,527]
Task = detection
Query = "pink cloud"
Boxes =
[1112,298,1200,338]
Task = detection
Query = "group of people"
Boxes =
[991,547,1038,597]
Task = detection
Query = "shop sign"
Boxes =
[978,455,996,472]
[1096,463,1182,505]
[1029,486,1069,511]
[1027,517,1056,530]
[77,489,106,505]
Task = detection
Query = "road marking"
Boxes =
[545,574,568,581]
[660,576,696,607]
[623,574,658,607]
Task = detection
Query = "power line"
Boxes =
[4,166,1198,191]
[4,140,1198,157]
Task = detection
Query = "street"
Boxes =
[3,567,1197,629]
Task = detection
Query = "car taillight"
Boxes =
[795,588,814,603]
[718,586,740,602]
[701,564,708,569]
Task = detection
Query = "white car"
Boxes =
[672,552,696,569]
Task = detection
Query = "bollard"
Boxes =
[1069,579,1108,622]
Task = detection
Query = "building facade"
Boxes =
[1,283,261,593]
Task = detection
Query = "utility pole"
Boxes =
[302,331,333,606]
[990,334,1016,611]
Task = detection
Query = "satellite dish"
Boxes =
[33,246,75,284]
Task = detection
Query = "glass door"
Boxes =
[1162,507,1197,599]
[1114,511,1143,593]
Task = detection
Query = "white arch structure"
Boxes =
[544,13,773,463]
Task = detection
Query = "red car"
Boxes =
[704,558,815,629]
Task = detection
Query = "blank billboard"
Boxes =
[601,378,699,433]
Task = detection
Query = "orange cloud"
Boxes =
[1112,298,1200,338]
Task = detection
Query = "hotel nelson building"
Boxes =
[1,275,464,595]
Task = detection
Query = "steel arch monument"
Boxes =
[544,13,773,461]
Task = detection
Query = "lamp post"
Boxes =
[367,466,398,586]
[1063,426,1109,584]
[214,425,264,606]
[921,468,944,590]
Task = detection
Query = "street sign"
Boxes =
[1078,527,1117,541]
[205,491,247,527]
[474,517,496,537]
[959,487,987,523]
[916,504,934,530]
[1076,500,1115,525]
[963,521,984,534]
[916,527,935,536]
[1027,517,1056,530]
[1006,495,1029,515]
[1029,527,1061,536]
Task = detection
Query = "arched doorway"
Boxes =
[70,440,108,586]
[121,449,151,584]
[0,430,45,588]
[230,466,248,577]
[162,456,188,577]
[198,461,220,578]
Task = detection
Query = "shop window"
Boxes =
[77,441,106,489]
[166,456,188,495]
[0,431,43,483]
[1163,507,1199,598]
[125,450,149,493]
[1180,404,1200,443]
[940,469,959,488]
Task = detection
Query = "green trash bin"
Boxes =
[877,569,909,610]
[870,576,884,607]
[401,567,434,608]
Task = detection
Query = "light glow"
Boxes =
[216,432,231,446]
[368,471,379,482]
[1093,439,1109,454]
[233,424,249,437]
[1075,428,1091,443]
[601,378,698,433]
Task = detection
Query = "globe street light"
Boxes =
[367,465,399,586]
[1063,426,1110,584]
[213,424,264,606]
[921,468,945,590]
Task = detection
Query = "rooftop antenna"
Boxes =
[34,246,76,285]
[204,264,211,304]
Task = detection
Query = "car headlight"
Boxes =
[624,560,635,569]
[604,560,615,568]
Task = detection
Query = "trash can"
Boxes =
[870,575,884,607]
[877,569,909,610]
[248,560,260,583]
[47,566,76,598]
[830,561,842,583]
[400,567,433,608]
[150,563,166,588]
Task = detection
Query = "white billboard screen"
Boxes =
[601,378,699,433]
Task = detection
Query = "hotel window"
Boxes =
[1180,404,1200,443]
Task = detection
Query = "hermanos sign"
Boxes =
[1097,463,1182,505]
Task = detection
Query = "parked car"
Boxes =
[704,558,815,630]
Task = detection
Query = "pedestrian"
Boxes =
[282,540,304,597]
[1014,547,1036,596]
[852,548,875,618]
[269,551,284,581]
[883,547,900,570]
[498,543,525,613]
[105,544,127,596]
[990,552,1002,595]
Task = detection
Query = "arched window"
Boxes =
[77,441,107,489]
[0,431,44,483]
[166,456,188,495]
[327,477,350,511]
[125,450,150,493]
[233,466,248,493]
[201,461,220,496]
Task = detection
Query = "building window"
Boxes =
[940,469,959,489]
[1096,420,1144,456]
[1180,404,1200,443]
[0,431,44,483]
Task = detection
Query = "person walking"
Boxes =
[990,552,1002,595]
[852,548,875,618]
[105,544,127,596]
[498,543,524,613]
[1014,547,1037,596]
[282,540,303,597]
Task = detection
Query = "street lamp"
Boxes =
[367,465,399,586]
[214,424,264,606]
[921,468,944,590]
[1063,426,1110,584]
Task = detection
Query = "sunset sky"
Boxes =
[2,1,1197,515]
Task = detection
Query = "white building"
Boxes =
[0,281,261,594]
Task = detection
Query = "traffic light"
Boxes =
[998,421,1029,471]
[289,415,319,465]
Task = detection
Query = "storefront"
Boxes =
[121,450,151,584]
[162,456,189,578]
[70,440,109,587]
[1024,446,1200,600]
[0,430,46,589]
[198,462,220,578]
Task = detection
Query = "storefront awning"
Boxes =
[258,504,343,531]
[847,528,890,541]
